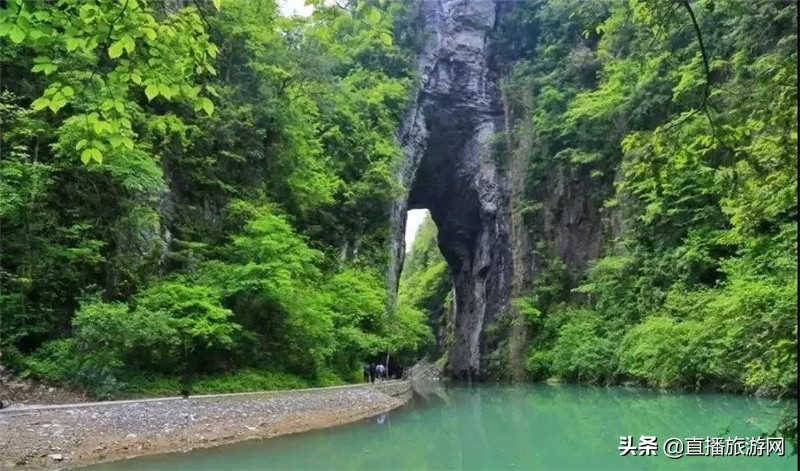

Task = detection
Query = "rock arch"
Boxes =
[389,0,513,380]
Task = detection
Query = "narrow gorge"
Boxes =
[1,0,794,403]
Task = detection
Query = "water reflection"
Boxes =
[92,383,797,471]
[409,379,451,405]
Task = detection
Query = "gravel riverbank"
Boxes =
[0,381,411,470]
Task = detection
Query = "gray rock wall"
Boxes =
[389,0,513,380]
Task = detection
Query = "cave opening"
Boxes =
[395,117,511,380]
[399,209,451,358]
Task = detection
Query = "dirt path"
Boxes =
[0,381,411,470]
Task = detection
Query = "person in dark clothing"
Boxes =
[178,349,196,399]
[363,363,370,383]
[368,363,377,383]
[179,372,192,399]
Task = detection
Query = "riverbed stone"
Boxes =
[0,382,410,469]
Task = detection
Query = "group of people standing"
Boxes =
[363,362,388,383]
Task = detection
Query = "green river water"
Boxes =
[92,383,796,470]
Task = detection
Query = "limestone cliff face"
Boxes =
[388,0,606,381]
[389,0,513,380]
[388,0,608,381]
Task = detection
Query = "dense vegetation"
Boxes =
[0,0,432,398]
[397,213,450,359]
[494,0,797,397]
[1,0,796,409]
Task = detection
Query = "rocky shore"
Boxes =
[0,381,411,470]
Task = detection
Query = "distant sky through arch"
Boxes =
[405,209,429,252]
[278,0,314,16]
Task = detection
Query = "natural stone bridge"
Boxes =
[389,0,512,381]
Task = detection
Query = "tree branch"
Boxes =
[78,0,131,100]
[681,0,710,108]
[680,0,730,151]
[191,0,212,29]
